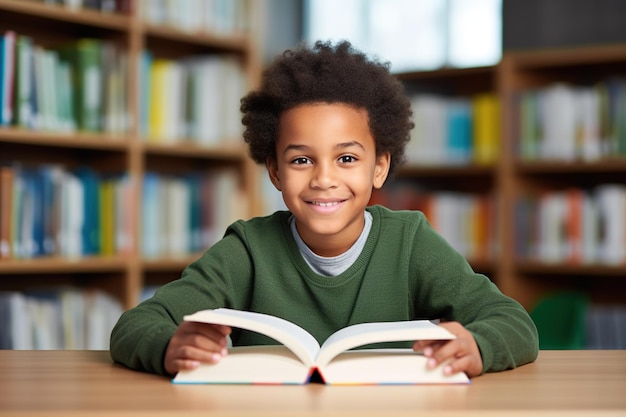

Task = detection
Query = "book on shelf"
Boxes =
[406,93,499,167]
[369,185,494,261]
[0,166,14,259]
[1,30,16,126]
[0,288,122,350]
[142,54,245,145]
[58,38,103,132]
[515,185,626,265]
[1,29,127,133]
[472,93,500,165]
[172,308,470,386]
[517,80,626,161]
[0,164,134,259]
[139,0,250,36]
[141,170,247,258]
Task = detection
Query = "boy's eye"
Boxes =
[291,157,311,165]
[338,155,357,163]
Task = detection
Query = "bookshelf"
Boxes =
[0,0,262,324]
[383,44,626,312]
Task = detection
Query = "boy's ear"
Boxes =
[266,157,282,191]
[373,151,391,189]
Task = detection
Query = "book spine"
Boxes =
[1,31,16,126]
[0,166,14,259]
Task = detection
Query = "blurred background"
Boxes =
[0,0,625,351]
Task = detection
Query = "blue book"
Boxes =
[74,167,101,256]
[139,50,153,137]
[37,166,59,256]
[185,173,202,253]
[0,33,6,126]
[0,31,16,126]
[446,100,472,164]
[142,172,161,257]
[20,168,45,257]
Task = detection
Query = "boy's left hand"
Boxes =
[413,321,483,378]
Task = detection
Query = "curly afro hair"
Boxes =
[240,40,413,177]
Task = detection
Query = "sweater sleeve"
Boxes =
[109,227,254,376]
[409,213,539,373]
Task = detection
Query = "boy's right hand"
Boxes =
[164,321,231,375]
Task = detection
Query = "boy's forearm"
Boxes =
[467,308,539,373]
[110,306,177,376]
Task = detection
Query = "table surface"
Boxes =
[1,350,625,417]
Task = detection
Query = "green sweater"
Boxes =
[110,205,538,376]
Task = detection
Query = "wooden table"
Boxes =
[1,350,625,416]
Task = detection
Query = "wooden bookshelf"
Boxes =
[394,44,626,311]
[0,0,262,310]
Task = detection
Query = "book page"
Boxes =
[183,308,320,367]
[173,345,311,385]
[321,349,470,385]
[316,320,455,368]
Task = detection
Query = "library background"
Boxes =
[0,0,625,351]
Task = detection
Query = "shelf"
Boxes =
[399,164,496,178]
[0,0,130,32]
[0,129,131,152]
[0,256,130,274]
[140,141,246,161]
[510,43,626,69]
[515,159,626,175]
[143,24,250,54]
[396,65,498,96]
[516,261,626,277]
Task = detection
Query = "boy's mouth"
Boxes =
[310,201,341,207]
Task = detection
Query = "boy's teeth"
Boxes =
[314,201,337,207]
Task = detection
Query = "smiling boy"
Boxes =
[110,41,538,378]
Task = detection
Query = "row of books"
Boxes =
[139,52,246,145]
[0,288,122,350]
[33,0,130,13]
[141,170,247,258]
[406,93,500,166]
[139,0,251,36]
[0,163,250,260]
[0,164,134,260]
[517,80,626,161]
[585,304,626,349]
[0,31,129,134]
[515,184,626,265]
[370,183,495,261]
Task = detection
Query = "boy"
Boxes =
[110,41,538,378]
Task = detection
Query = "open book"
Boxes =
[172,308,470,385]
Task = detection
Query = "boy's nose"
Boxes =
[310,163,338,189]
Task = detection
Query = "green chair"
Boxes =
[530,291,589,350]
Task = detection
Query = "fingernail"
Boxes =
[221,347,228,356]
[423,347,433,357]
[444,365,453,375]
[427,358,437,368]
[210,353,222,362]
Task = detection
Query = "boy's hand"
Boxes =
[164,321,231,375]
[413,321,483,378]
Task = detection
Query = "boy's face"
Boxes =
[267,103,390,257]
